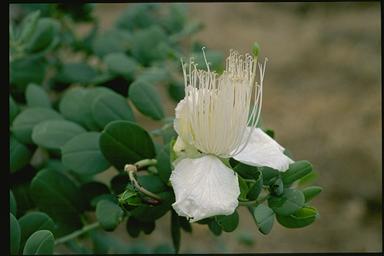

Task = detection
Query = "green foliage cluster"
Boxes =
[9,4,321,254]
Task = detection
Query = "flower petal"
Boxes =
[170,155,240,222]
[233,128,294,172]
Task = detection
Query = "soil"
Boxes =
[81,2,381,253]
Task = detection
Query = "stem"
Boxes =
[54,222,100,245]
[124,159,161,202]
[238,194,270,207]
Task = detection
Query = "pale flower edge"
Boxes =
[170,155,240,222]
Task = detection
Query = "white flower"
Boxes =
[170,48,293,222]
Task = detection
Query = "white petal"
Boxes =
[233,128,294,172]
[170,155,240,222]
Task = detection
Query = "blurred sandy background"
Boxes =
[88,2,381,253]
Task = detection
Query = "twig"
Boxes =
[54,222,100,245]
[124,161,162,202]
[238,194,270,207]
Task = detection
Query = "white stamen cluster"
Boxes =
[180,48,267,157]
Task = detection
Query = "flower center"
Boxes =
[179,49,267,157]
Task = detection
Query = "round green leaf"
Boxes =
[23,230,54,255]
[80,182,110,210]
[56,62,98,84]
[17,10,40,45]
[247,171,263,200]
[276,207,319,228]
[92,29,132,57]
[19,212,55,249]
[91,92,135,129]
[268,189,305,216]
[103,53,138,79]
[215,210,239,232]
[32,119,86,150]
[168,81,185,102]
[128,80,164,120]
[62,132,110,176]
[10,135,32,173]
[171,210,181,253]
[250,204,275,235]
[10,191,17,216]
[11,107,63,144]
[208,219,222,236]
[110,173,130,195]
[302,186,323,202]
[9,95,19,123]
[131,191,173,222]
[156,142,172,183]
[96,199,124,231]
[25,83,51,108]
[281,160,313,186]
[25,18,59,53]
[30,169,83,235]
[10,57,47,90]
[99,121,155,169]
[10,213,21,255]
[126,217,141,238]
[135,66,169,85]
[137,175,167,194]
[130,26,168,65]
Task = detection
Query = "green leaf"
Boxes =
[264,128,275,139]
[233,162,260,179]
[126,217,141,238]
[171,210,181,253]
[92,29,132,57]
[250,204,275,235]
[24,18,59,53]
[10,57,47,90]
[130,26,168,65]
[156,142,172,183]
[269,177,284,196]
[238,176,249,201]
[128,80,165,120]
[23,230,54,255]
[32,119,86,150]
[10,135,32,173]
[17,10,40,45]
[18,212,55,249]
[11,107,63,144]
[260,166,280,186]
[10,213,21,255]
[25,83,51,108]
[96,199,124,231]
[110,173,130,195]
[208,219,222,236]
[91,91,135,129]
[179,216,192,233]
[247,171,263,200]
[59,87,105,130]
[56,62,98,84]
[276,206,319,228]
[30,169,83,236]
[103,53,139,80]
[80,182,110,210]
[99,121,155,169]
[10,191,17,216]
[135,66,169,85]
[298,171,318,186]
[131,191,173,222]
[281,160,313,186]
[62,132,110,176]
[115,4,157,31]
[9,95,19,123]
[268,188,305,216]
[215,210,239,232]
[12,184,35,217]
[168,81,185,102]
[137,175,167,194]
[301,186,322,202]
